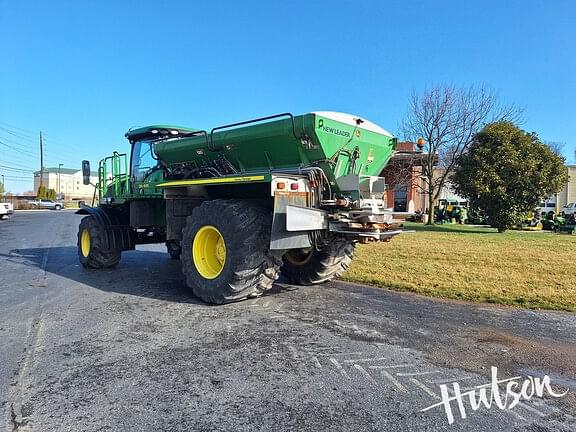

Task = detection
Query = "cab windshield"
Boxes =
[131,140,158,182]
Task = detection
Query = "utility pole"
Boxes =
[39,131,44,189]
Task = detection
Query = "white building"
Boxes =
[33,167,98,200]
[557,165,576,208]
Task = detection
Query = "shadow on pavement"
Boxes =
[409,224,498,234]
[2,246,290,305]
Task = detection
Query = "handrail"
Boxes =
[98,152,129,199]
[208,113,298,151]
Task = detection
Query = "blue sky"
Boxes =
[1,0,574,193]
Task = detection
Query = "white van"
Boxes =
[562,202,576,215]
[0,202,14,219]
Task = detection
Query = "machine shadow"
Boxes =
[410,224,497,235]
[2,246,290,305]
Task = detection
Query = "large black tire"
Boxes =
[166,240,181,260]
[78,216,121,269]
[180,200,281,304]
[281,239,355,285]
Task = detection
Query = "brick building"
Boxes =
[382,144,575,214]
[381,141,430,212]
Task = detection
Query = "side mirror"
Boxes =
[82,160,91,185]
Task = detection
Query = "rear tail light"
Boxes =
[290,183,299,191]
[276,182,286,190]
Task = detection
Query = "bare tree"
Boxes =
[382,152,419,191]
[544,140,565,156]
[401,84,521,224]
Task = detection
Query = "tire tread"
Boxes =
[180,200,280,304]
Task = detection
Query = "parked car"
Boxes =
[536,201,557,214]
[0,202,14,219]
[562,202,576,215]
[29,199,64,210]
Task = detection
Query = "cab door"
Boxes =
[130,140,164,196]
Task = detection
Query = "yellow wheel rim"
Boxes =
[81,229,91,257]
[192,225,226,279]
[284,248,313,266]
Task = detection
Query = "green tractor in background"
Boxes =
[77,112,402,304]
[434,199,468,224]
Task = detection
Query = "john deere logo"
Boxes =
[355,129,361,138]
[317,119,351,138]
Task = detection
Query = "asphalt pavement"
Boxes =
[0,211,575,431]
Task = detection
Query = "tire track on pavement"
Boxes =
[5,216,60,431]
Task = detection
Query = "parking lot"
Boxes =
[0,211,575,431]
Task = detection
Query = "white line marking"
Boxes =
[397,371,440,377]
[311,356,322,369]
[353,364,377,384]
[329,358,350,379]
[319,352,363,357]
[286,345,298,360]
[369,364,416,369]
[427,376,475,384]
[343,357,387,363]
[508,409,527,422]
[409,378,439,399]
[380,370,407,392]
[303,346,333,352]
[517,401,546,417]
[531,399,559,412]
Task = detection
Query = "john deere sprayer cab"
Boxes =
[77,112,401,304]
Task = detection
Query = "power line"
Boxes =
[0,134,38,151]
[0,139,39,158]
[0,165,35,173]
[3,175,32,180]
[1,122,87,174]
[0,127,78,157]
[1,124,82,155]
[1,123,85,164]
[42,136,84,156]
[1,153,41,165]
[0,126,38,144]
[0,157,37,170]
[1,122,87,155]
[0,138,78,167]
[1,152,40,164]
[2,178,32,183]
[0,121,37,136]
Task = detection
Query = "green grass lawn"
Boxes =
[342,223,576,312]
